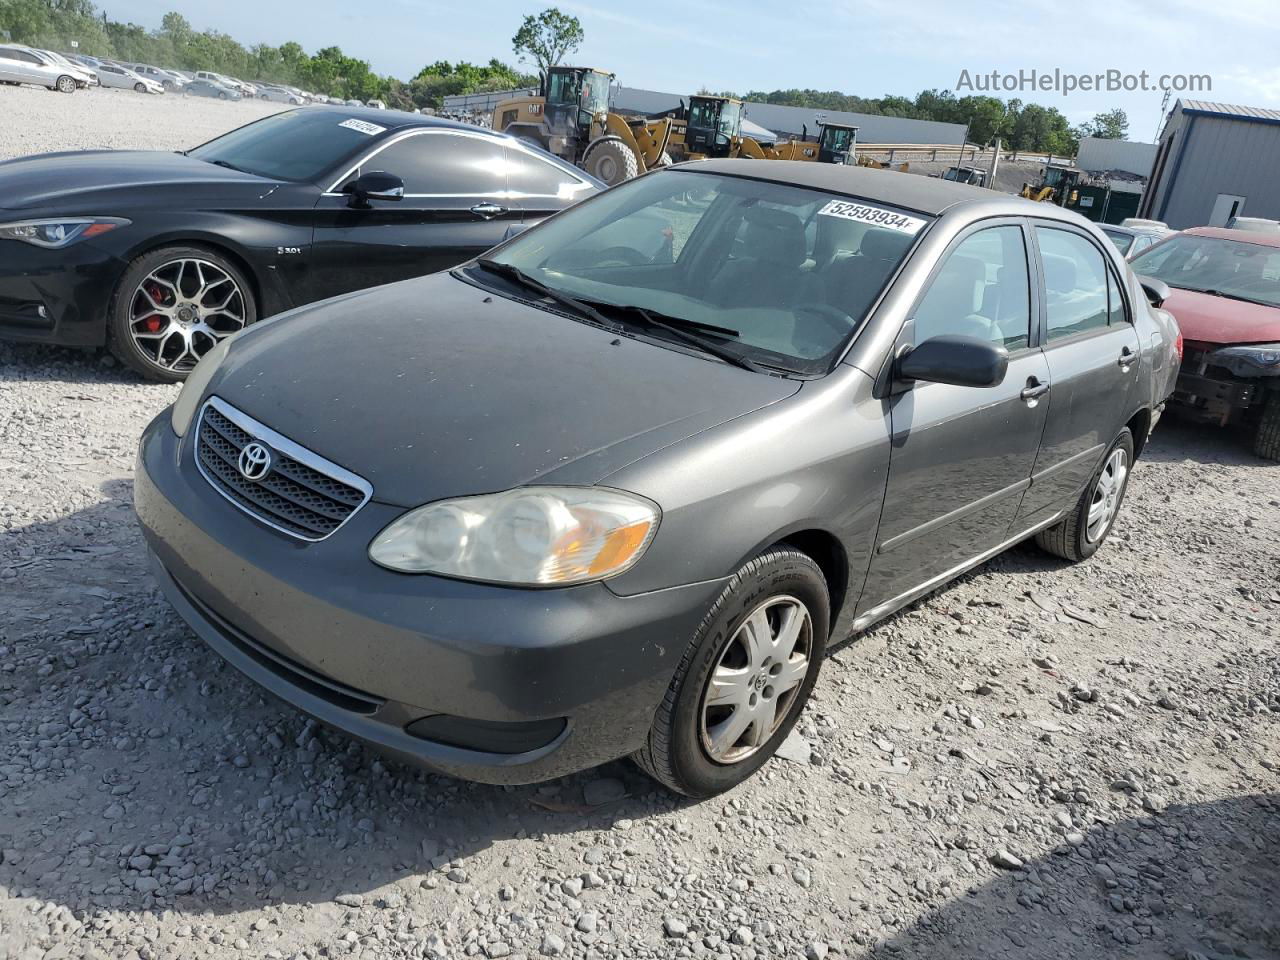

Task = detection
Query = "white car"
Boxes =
[40,50,98,86]
[94,62,164,94]
[128,63,185,92]
[257,85,304,104]
[0,44,85,93]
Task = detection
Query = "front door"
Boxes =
[859,221,1050,612]
[1017,224,1141,523]
[305,130,522,302]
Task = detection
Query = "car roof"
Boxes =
[1183,226,1280,248]
[680,158,1054,218]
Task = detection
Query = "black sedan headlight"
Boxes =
[0,217,130,249]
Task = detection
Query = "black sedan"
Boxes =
[0,107,600,380]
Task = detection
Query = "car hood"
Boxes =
[208,272,802,507]
[1162,286,1280,345]
[0,149,279,211]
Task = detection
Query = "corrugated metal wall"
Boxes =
[1076,137,1157,176]
[1158,115,1280,228]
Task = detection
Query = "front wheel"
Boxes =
[1036,428,1134,562]
[219,91,228,100]
[1253,391,1280,461]
[134,82,146,93]
[583,138,640,185]
[634,548,829,798]
[56,75,77,94]
[108,246,256,382]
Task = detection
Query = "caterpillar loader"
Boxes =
[1020,163,1086,205]
[670,96,862,165]
[492,66,676,185]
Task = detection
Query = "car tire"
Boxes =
[107,245,257,383]
[633,547,829,798]
[1253,390,1280,461]
[56,75,77,94]
[134,82,146,93]
[219,91,228,100]
[583,137,640,185]
[1035,427,1135,562]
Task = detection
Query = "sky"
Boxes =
[104,0,1280,140]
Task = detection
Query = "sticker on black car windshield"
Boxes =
[818,200,926,234]
[339,118,386,136]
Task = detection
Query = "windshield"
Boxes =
[1129,233,1280,308]
[188,110,380,182]
[479,170,928,375]
[582,71,610,113]
[688,99,718,129]
[1102,229,1134,254]
[718,101,741,137]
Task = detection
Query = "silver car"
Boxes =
[94,62,164,94]
[128,63,185,92]
[256,84,304,104]
[0,45,83,93]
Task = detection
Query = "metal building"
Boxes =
[1139,99,1280,228]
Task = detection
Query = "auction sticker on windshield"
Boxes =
[339,118,387,136]
[818,200,926,234]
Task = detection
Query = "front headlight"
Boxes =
[0,217,130,249]
[170,336,234,437]
[1212,343,1280,372]
[369,486,660,586]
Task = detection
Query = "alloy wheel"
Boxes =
[700,595,812,764]
[57,76,76,93]
[1086,447,1128,543]
[128,258,247,374]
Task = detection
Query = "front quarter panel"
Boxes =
[602,366,890,637]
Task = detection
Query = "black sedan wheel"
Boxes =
[109,246,255,382]
[634,547,828,797]
[56,75,77,94]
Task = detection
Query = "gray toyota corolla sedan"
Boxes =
[134,160,1181,797]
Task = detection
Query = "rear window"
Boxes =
[188,110,388,182]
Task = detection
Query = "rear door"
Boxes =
[859,220,1052,611]
[305,129,523,301]
[501,143,597,226]
[1017,223,1141,524]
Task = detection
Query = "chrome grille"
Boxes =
[195,398,372,541]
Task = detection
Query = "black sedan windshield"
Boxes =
[188,109,385,182]
[485,170,928,374]
[1130,233,1280,307]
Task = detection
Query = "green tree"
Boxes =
[1076,107,1128,140]
[511,7,583,76]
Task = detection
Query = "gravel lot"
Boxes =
[2,90,1279,960]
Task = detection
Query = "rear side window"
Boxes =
[1037,228,1110,341]
[503,145,583,197]
[363,133,507,195]
[912,225,1031,350]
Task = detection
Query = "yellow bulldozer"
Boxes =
[492,70,872,185]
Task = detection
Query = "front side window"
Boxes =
[1037,227,1110,341]
[353,133,506,195]
[189,110,388,182]
[480,170,928,375]
[912,225,1031,350]
[1129,233,1280,308]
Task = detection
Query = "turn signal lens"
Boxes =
[0,217,130,249]
[369,487,660,586]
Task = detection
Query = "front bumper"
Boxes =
[0,238,125,346]
[1171,343,1279,424]
[134,413,722,784]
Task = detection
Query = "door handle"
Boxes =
[1020,378,1050,405]
[1118,346,1136,368]
[470,203,507,220]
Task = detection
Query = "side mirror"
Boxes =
[1135,274,1170,308]
[897,334,1009,388]
[346,171,404,209]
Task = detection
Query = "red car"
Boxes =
[1129,227,1280,459]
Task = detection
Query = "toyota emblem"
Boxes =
[237,441,273,481]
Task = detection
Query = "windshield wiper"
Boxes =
[205,158,244,173]
[475,259,621,332]
[579,300,763,373]
[1200,289,1274,307]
